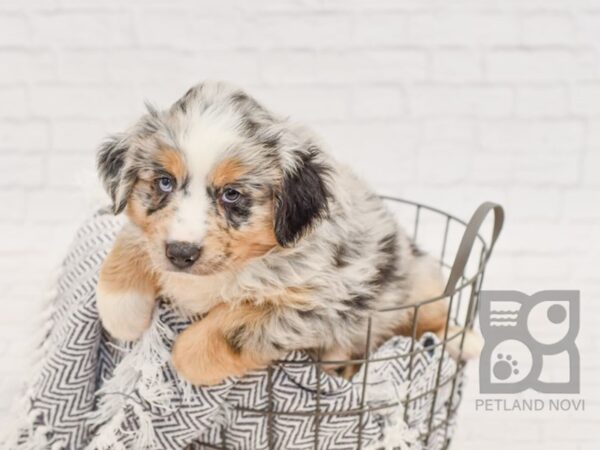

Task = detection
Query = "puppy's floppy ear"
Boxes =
[274,146,331,247]
[97,133,136,214]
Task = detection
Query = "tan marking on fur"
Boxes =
[159,271,225,315]
[99,227,160,294]
[125,178,176,240]
[156,147,187,181]
[96,226,160,341]
[199,199,278,269]
[229,200,278,262]
[393,256,449,339]
[123,149,185,237]
[229,221,278,262]
[400,266,483,360]
[413,299,450,339]
[125,183,152,230]
[260,286,314,309]
[172,303,272,386]
[209,157,246,187]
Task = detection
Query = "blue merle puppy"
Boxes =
[95,81,481,385]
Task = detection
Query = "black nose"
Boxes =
[166,241,201,269]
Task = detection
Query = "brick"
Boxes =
[0,191,26,222]
[466,417,543,442]
[106,50,261,86]
[244,0,353,13]
[0,14,29,46]
[31,85,136,119]
[105,49,184,83]
[352,87,405,119]
[516,86,568,118]
[51,119,107,152]
[432,50,483,82]
[542,421,599,442]
[409,86,513,118]
[480,120,585,153]
[354,50,428,82]
[0,50,56,83]
[486,50,596,82]
[417,143,471,184]
[581,150,600,186]
[355,0,429,11]
[31,12,133,48]
[260,51,317,84]
[422,118,477,143]
[260,51,367,85]
[409,13,519,46]
[253,86,349,122]
[0,286,48,324]
[589,120,600,147]
[397,186,508,222]
[241,13,353,49]
[0,87,28,119]
[135,82,194,112]
[564,189,600,221]
[512,255,572,281]
[512,154,579,185]
[318,121,420,158]
[0,224,58,252]
[573,253,600,286]
[521,13,577,45]
[578,12,600,47]
[138,11,239,49]
[501,223,577,253]
[551,223,599,254]
[313,52,363,83]
[0,121,50,152]
[47,155,95,188]
[26,190,91,223]
[317,121,420,185]
[0,0,60,11]
[506,187,563,222]
[58,50,108,82]
[186,51,262,85]
[354,13,408,46]
[0,254,60,286]
[0,156,44,187]
[571,83,600,115]
[106,51,261,89]
[60,0,234,12]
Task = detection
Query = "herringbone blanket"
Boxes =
[3,211,461,450]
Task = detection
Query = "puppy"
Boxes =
[95,81,481,386]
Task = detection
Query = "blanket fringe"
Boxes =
[363,380,421,450]
[88,309,177,450]
[0,265,63,450]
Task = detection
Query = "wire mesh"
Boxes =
[193,197,501,450]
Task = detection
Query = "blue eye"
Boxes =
[156,176,174,193]
[222,188,241,203]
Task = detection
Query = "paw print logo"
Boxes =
[493,354,519,380]
[487,340,531,385]
[479,291,580,394]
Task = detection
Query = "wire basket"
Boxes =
[204,198,504,450]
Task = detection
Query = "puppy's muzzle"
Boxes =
[166,241,202,269]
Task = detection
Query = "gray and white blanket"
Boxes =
[2,211,461,450]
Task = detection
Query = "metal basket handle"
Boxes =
[443,202,504,296]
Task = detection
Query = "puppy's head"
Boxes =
[97,81,331,275]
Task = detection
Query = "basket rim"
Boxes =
[379,195,490,305]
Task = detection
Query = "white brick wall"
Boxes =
[0,0,598,448]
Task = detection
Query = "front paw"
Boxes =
[171,322,252,386]
[96,284,155,342]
